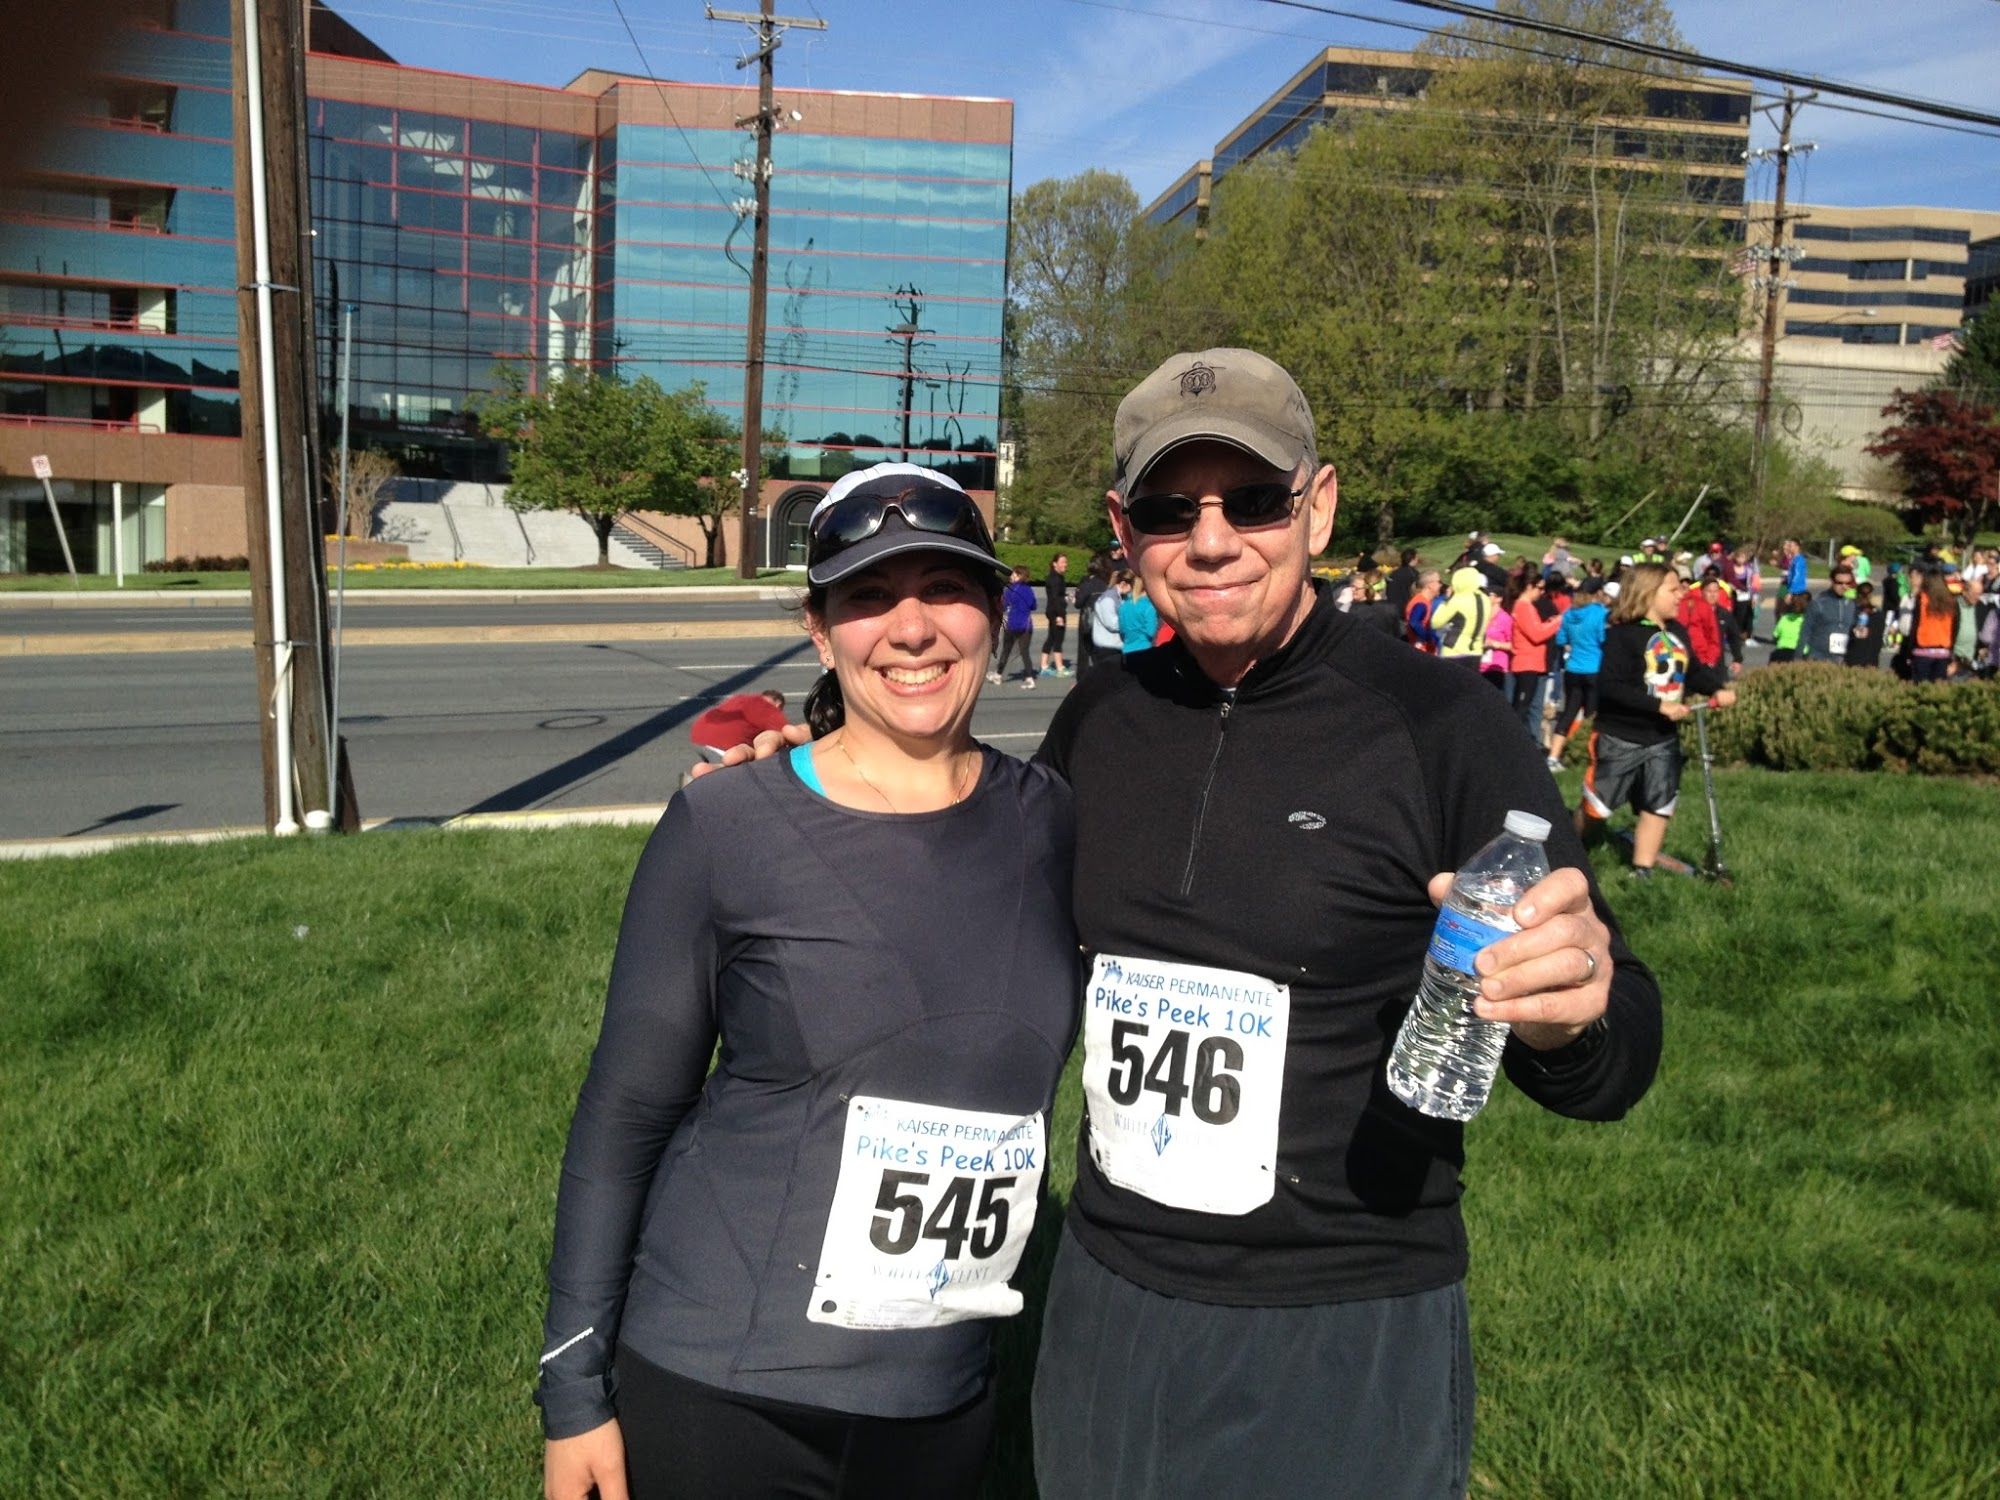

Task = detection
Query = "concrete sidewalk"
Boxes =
[0,584,798,609]
[0,803,669,861]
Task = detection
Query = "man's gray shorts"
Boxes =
[1031,1228,1473,1500]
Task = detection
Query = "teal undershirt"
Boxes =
[790,741,827,798]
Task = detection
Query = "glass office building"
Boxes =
[0,4,1012,571]
[305,90,598,478]
[602,118,1008,497]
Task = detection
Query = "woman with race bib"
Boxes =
[537,463,1078,1500]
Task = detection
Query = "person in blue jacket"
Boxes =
[1545,576,1609,770]
[1116,572,1160,653]
[990,565,1041,686]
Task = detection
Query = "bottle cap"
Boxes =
[1504,810,1552,842]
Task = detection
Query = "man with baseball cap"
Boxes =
[1030,349,1661,1498]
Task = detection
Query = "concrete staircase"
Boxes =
[371,479,659,569]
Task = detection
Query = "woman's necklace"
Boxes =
[833,736,973,814]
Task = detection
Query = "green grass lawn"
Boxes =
[0,566,793,593]
[3,770,1995,1496]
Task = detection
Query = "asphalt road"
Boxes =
[2,592,1773,844]
[0,635,1076,841]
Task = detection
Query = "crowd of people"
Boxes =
[978,526,1993,883]
[1301,528,1990,875]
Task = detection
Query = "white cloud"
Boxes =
[1008,0,1315,193]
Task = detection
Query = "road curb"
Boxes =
[0,803,669,861]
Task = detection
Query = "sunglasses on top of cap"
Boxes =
[807,483,995,569]
[1120,476,1307,538]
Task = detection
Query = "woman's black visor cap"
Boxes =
[805,470,1009,588]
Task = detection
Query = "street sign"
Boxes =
[30,454,52,479]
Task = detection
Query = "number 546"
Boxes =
[1104,1020,1241,1124]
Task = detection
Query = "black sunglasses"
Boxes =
[1120,480,1305,538]
[807,485,994,566]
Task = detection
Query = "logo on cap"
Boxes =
[1178,360,1217,398]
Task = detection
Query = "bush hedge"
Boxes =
[1692,663,2000,776]
[142,555,250,573]
[996,542,1084,576]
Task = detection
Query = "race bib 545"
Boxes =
[1082,954,1290,1216]
[807,1096,1043,1331]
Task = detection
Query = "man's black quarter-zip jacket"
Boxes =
[1036,583,1662,1306]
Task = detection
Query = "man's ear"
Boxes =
[1304,464,1338,556]
[1106,487,1136,557]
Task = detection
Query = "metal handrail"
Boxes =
[615,511,697,568]
[438,498,464,562]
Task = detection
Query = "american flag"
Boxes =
[1926,330,1964,351]
[1730,246,1762,278]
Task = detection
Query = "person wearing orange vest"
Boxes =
[1909,569,1961,683]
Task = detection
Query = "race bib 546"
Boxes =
[1082,954,1290,1216]
[807,1096,1043,1331]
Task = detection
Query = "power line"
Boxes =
[604,0,741,212]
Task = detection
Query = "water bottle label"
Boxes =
[1427,905,1514,973]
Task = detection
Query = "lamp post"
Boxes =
[1780,308,1880,340]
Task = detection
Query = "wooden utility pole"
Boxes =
[232,0,350,832]
[709,0,825,579]
[885,284,928,463]
[1749,90,1815,509]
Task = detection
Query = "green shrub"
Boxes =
[1873,684,2000,774]
[1688,663,2000,775]
[142,554,250,573]
[996,542,1090,576]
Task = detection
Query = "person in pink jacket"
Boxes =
[1509,574,1561,735]
[1480,594,1514,694]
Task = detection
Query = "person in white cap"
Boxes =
[539,463,1078,1500]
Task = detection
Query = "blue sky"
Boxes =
[333,0,2000,214]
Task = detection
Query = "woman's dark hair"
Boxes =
[798,566,1004,738]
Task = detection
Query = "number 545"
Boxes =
[870,1171,1014,1261]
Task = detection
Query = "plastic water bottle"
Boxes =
[1386,810,1552,1122]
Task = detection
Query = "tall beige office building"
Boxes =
[1742,203,2000,500]
[1753,201,2000,347]
[1147,46,1751,234]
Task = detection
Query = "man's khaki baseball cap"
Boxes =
[1114,348,1316,492]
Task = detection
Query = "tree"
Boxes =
[1942,311,2000,403]
[1422,0,1743,457]
[1867,388,2000,548]
[480,370,712,567]
[1006,171,1177,542]
[322,447,397,539]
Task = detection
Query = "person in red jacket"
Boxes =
[1676,578,1726,674]
[1509,574,1560,736]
